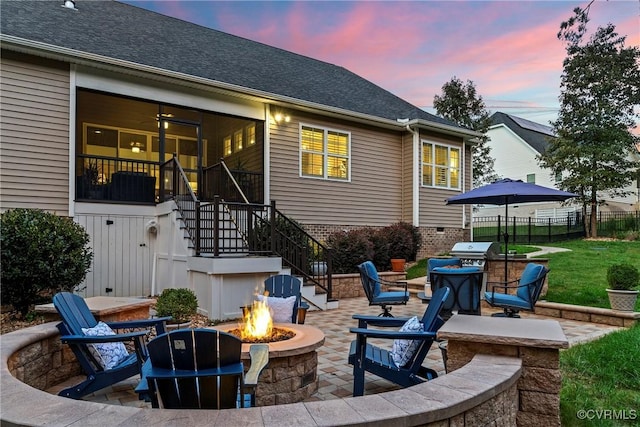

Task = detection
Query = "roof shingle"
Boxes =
[1,0,460,128]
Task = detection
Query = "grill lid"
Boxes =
[450,242,501,259]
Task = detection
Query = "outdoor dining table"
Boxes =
[420,267,485,319]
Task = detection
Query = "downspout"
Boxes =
[405,125,419,227]
[463,140,469,239]
[68,65,77,217]
[264,104,271,203]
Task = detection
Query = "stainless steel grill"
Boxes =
[450,242,501,269]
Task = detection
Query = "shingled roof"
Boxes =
[1,0,465,131]
[490,112,556,154]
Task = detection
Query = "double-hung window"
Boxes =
[422,141,460,189]
[300,125,350,181]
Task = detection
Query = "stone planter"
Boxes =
[606,289,639,312]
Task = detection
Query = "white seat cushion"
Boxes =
[82,321,129,370]
[257,295,296,323]
[390,316,423,367]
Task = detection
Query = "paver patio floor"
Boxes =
[47,296,623,407]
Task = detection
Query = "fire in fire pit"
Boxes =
[230,297,295,343]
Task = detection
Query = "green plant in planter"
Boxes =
[606,264,640,290]
[155,288,198,324]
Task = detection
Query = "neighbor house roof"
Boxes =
[1,1,477,137]
[489,112,556,154]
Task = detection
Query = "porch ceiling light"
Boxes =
[156,113,174,129]
[274,112,290,123]
[131,142,144,153]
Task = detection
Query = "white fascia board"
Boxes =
[488,123,541,156]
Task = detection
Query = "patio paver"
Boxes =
[46,296,623,407]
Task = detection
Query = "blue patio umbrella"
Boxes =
[446,178,577,281]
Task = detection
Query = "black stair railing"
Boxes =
[202,160,264,204]
[162,157,333,300]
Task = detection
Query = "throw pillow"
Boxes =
[257,295,296,323]
[81,321,130,370]
[390,316,424,367]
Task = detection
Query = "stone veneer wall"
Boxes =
[2,324,523,426]
[7,329,82,392]
[254,351,318,406]
[320,271,406,300]
[447,342,561,427]
[440,316,568,427]
[301,224,470,262]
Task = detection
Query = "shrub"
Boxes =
[396,221,422,261]
[325,223,422,273]
[0,208,93,315]
[155,288,198,323]
[606,264,640,290]
[377,222,422,268]
[326,229,374,274]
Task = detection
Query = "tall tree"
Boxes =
[433,77,498,187]
[539,7,640,237]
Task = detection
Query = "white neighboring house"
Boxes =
[480,112,640,218]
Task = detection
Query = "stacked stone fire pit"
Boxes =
[215,323,325,406]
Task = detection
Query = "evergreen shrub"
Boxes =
[0,208,93,315]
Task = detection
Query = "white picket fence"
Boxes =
[534,207,578,225]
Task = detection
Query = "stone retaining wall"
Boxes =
[534,301,639,327]
[1,322,522,426]
[324,271,406,300]
[439,315,569,427]
[6,327,82,392]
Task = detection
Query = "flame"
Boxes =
[240,298,273,340]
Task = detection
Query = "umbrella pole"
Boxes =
[504,204,509,283]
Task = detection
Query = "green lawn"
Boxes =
[537,239,640,311]
[560,325,640,426]
[409,238,640,424]
[408,239,640,311]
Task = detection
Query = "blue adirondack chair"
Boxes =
[348,286,450,396]
[53,292,171,399]
[135,329,269,409]
[358,261,410,317]
[484,263,549,317]
[264,274,309,323]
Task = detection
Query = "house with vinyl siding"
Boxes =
[0,0,480,319]
[483,112,640,218]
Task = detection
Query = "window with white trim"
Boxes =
[421,141,460,189]
[554,171,562,182]
[527,173,535,184]
[233,130,243,152]
[246,123,256,146]
[223,136,232,155]
[300,125,350,180]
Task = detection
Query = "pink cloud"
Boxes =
[136,0,638,125]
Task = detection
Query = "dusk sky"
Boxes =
[123,0,639,127]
